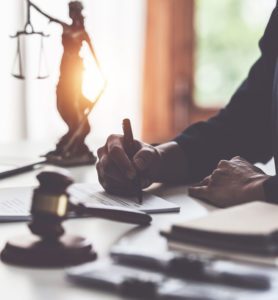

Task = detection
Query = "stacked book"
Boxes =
[161,201,278,266]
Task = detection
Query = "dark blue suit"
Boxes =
[174,4,278,202]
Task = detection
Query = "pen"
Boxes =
[122,119,143,204]
[0,160,46,179]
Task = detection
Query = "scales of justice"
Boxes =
[11,0,106,166]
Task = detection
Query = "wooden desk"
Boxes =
[0,141,217,300]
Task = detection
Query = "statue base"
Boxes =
[45,151,97,167]
[1,234,97,267]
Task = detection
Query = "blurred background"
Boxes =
[2,0,276,147]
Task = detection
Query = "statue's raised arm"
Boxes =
[29,0,68,26]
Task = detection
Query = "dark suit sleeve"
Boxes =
[264,176,278,203]
[174,6,278,182]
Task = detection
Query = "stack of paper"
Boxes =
[161,202,278,266]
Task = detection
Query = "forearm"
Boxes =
[30,2,50,19]
[154,142,189,183]
[30,2,64,24]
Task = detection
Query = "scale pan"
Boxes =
[12,74,25,80]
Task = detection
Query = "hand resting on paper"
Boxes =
[189,156,270,208]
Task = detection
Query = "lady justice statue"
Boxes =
[28,1,105,166]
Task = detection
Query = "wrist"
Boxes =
[244,174,271,202]
[154,142,189,183]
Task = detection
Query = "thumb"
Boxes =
[133,147,157,172]
[188,185,210,200]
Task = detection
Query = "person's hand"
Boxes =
[96,135,162,196]
[188,156,271,208]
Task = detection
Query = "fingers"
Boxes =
[97,134,154,196]
[189,168,225,203]
[97,155,127,185]
[230,156,265,174]
[133,146,159,172]
[217,159,230,168]
[106,135,137,179]
[189,156,265,208]
[188,185,210,200]
[231,156,245,162]
[217,157,248,169]
[97,161,135,195]
[97,146,105,159]
[195,176,210,186]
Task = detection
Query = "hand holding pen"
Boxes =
[122,119,143,204]
[96,121,163,202]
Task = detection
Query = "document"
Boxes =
[0,183,180,222]
[70,183,180,213]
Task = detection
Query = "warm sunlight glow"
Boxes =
[81,44,105,104]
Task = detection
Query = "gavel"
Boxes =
[30,169,152,236]
[1,169,152,267]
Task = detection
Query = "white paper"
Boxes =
[69,183,180,213]
[0,183,180,222]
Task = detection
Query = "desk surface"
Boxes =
[0,141,237,299]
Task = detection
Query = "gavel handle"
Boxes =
[72,203,152,226]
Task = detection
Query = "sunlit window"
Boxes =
[195,0,276,108]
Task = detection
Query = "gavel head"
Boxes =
[29,168,74,240]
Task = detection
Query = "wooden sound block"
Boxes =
[46,151,97,167]
[1,234,97,268]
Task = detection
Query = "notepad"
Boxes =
[161,202,278,266]
[0,183,180,222]
[171,201,278,236]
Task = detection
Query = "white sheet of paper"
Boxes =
[0,183,180,222]
[69,183,180,213]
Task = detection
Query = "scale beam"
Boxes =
[10,32,50,38]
